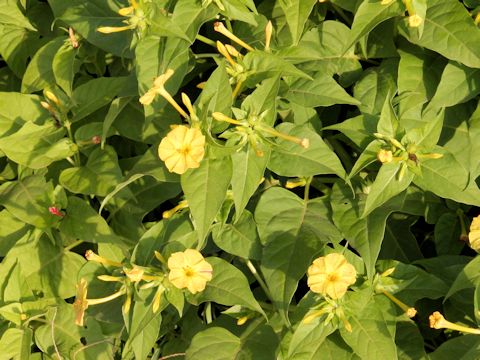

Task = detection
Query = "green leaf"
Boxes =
[49,0,133,57]
[279,0,317,45]
[231,145,268,217]
[285,75,361,108]
[193,257,265,315]
[268,123,346,179]
[59,146,123,196]
[0,175,60,228]
[363,162,414,217]
[429,335,480,360]
[0,209,30,256]
[0,121,75,169]
[399,0,480,68]
[286,321,336,359]
[21,36,64,93]
[0,0,35,30]
[60,196,127,246]
[348,0,405,50]
[186,327,241,360]
[255,187,342,322]
[181,157,232,244]
[71,76,136,122]
[0,328,32,360]
[212,210,262,260]
[340,290,397,360]
[429,62,480,109]
[52,42,77,96]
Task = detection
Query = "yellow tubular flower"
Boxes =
[124,266,145,282]
[167,249,213,294]
[307,253,357,299]
[468,215,480,252]
[429,311,480,335]
[158,125,205,174]
[97,25,136,33]
[73,278,89,326]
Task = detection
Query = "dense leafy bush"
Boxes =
[2,0,480,358]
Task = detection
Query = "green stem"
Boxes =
[327,138,353,171]
[64,119,81,166]
[195,34,216,47]
[245,260,273,302]
[304,177,312,202]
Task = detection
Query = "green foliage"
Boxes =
[1,0,480,358]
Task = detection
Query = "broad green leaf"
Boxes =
[52,42,77,96]
[0,0,35,30]
[0,92,49,137]
[256,187,342,322]
[242,76,280,127]
[399,0,480,68]
[0,175,61,228]
[363,162,414,217]
[192,257,265,315]
[286,321,336,359]
[433,212,464,256]
[340,290,397,360]
[21,36,64,93]
[181,157,232,243]
[376,94,398,137]
[212,210,262,260]
[71,76,136,122]
[353,59,398,115]
[413,150,480,206]
[0,121,75,169]
[324,114,378,148]
[2,234,84,298]
[396,321,428,360]
[268,123,346,179]
[348,0,405,50]
[59,146,123,196]
[279,0,317,45]
[446,256,480,299]
[60,196,127,245]
[0,328,32,360]
[429,62,480,109]
[349,141,381,179]
[49,0,133,57]
[0,209,30,256]
[231,145,268,217]
[186,327,241,360]
[429,335,480,360]
[285,75,361,108]
[128,146,180,182]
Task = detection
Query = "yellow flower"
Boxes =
[469,215,480,252]
[158,125,205,174]
[307,253,357,299]
[167,249,213,294]
[408,14,423,28]
[377,149,393,163]
[124,266,145,282]
[73,278,88,326]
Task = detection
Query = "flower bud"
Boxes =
[377,149,393,163]
[408,14,424,28]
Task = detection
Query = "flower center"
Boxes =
[184,267,195,277]
[327,273,339,282]
[179,144,191,155]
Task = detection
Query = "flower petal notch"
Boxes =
[167,249,213,294]
[158,125,205,174]
[307,253,357,299]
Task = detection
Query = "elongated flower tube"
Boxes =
[382,291,417,318]
[214,22,254,51]
[85,250,123,267]
[265,21,273,51]
[429,311,480,335]
[163,200,189,219]
[97,25,136,34]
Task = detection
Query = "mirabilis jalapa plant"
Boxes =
[3,0,480,358]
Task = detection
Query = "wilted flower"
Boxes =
[158,125,205,174]
[124,266,145,283]
[468,215,480,252]
[167,249,213,294]
[307,253,357,299]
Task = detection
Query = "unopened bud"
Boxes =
[48,206,64,217]
[237,316,249,325]
[118,6,134,16]
[265,21,273,51]
[45,90,60,105]
[377,149,393,163]
[91,135,101,145]
[408,14,423,28]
